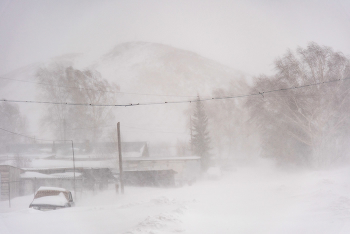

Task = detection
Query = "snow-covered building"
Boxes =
[1,141,200,191]
[20,170,84,194]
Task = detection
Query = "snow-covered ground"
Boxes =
[2,159,350,234]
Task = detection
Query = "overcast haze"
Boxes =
[1,0,350,76]
[3,1,350,233]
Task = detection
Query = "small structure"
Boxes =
[80,168,115,191]
[24,156,200,188]
[121,156,200,186]
[123,169,176,187]
[20,169,83,194]
[22,167,115,192]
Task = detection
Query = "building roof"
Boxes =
[21,171,82,179]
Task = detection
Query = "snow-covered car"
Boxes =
[29,186,75,210]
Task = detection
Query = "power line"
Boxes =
[0,76,199,98]
[1,77,349,107]
[0,127,67,142]
[0,127,40,140]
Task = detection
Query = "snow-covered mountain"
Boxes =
[0,42,248,149]
[96,42,246,102]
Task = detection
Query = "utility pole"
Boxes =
[117,122,124,194]
[8,182,11,208]
[190,116,193,154]
[71,140,76,200]
[52,141,56,154]
[34,177,37,198]
[63,119,66,142]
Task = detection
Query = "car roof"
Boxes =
[34,187,72,201]
[37,186,69,192]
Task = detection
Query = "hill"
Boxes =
[0,42,249,156]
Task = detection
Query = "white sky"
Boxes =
[1,0,350,76]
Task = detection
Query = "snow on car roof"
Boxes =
[31,192,68,206]
[37,186,68,192]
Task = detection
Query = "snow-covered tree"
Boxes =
[0,102,27,152]
[37,64,119,143]
[191,97,212,171]
[247,42,350,167]
[206,79,258,161]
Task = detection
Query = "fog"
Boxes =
[1,0,350,75]
[2,158,350,233]
[1,1,350,233]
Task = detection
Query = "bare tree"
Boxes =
[206,79,256,161]
[0,102,27,152]
[247,42,350,167]
[37,64,119,145]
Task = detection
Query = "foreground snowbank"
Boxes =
[1,159,350,233]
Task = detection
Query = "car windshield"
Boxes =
[35,190,70,201]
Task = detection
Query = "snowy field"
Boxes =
[2,159,350,234]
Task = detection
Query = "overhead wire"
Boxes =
[1,77,349,144]
[0,127,68,142]
[1,77,349,107]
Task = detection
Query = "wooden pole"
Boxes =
[190,116,193,153]
[117,122,124,194]
[34,177,36,198]
[63,119,66,142]
[71,140,76,200]
[8,182,11,208]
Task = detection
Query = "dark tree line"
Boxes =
[191,97,212,171]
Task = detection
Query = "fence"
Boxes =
[0,177,84,208]
[0,180,33,208]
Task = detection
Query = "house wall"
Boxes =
[123,170,175,187]
[119,158,201,186]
